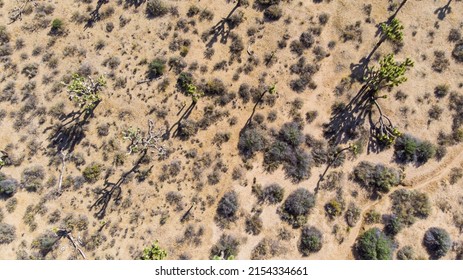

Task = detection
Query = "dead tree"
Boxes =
[56,151,69,193]
[8,0,36,24]
[56,229,86,259]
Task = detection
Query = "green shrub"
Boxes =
[324,199,343,219]
[146,0,169,18]
[280,188,315,228]
[384,215,403,236]
[176,72,194,92]
[355,228,393,260]
[415,141,436,163]
[452,41,463,63]
[364,210,381,224]
[82,163,102,183]
[394,134,418,163]
[299,226,323,256]
[147,58,166,79]
[50,19,64,34]
[423,227,451,259]
[352,161,402,195]
[279,122,304,147]
[390,189,431,226]
[345,202,361,227]
[141,241,167,260]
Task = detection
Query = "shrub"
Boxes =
[177,119,198,140]
[216,191,239,222]
[299,226,323,256]
[384,215,403,236]
[415,141,436,163]
[50,19,64,35]
[279,122,304,147]
[147,58,166,79]
[394,134,418,163]
[0,223,16,244]
[0,178,18,197]
[355,228,393,260]
[324,199,343,219]
[260,183,284,204]
[238,127,267,158]
[449,167,463,185]
[82,163,102,183]
[432,51,449,73]
[256,0,280,6]
[203,78,226,96]
[177,72,193,91]
[423,227,451,259]
[397,246,415,260]
[283,148,311,183]
[264,5,282,21]
[21,166,45,192]
[352,161,402,195]
[364,210,381,224]
[141,241,167,260]
[390,189,431,226]
[280,188,315,227]
[345,202,361,227]
[245,214,263,235]
[452,41,463,63]
[210,234,240,260]
[299,32,314,48]
[146,0,169,18]
[434,84,449,98]
[448,28,461,42]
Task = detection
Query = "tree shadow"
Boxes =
[434,0,452,20]
[125,0,145,8]
[84,0,109,29]
[46,104,100,153]
[164,101,196,139]
[206,2,242,48]
[90,150,148,219]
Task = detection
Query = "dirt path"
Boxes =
[338,146,463,259]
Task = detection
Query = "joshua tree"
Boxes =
[380,18,404,43]
[65,74,105,113]
[141,241,167,260]
[364,54,413,145]
[123,120,166,156]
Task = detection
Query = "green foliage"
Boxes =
[324,199,343,219]
[50,19,64,34]
[423,227,451,259]
[353,161,403,195]
[147,58,166,79]
[299,226,323,256]
[141,241,167,260]
[384,215,403,236]
[65,74,105,112]
[356,228,393,260]
[366,53,414,92]
[380,18,404,43]
[390,189,431,226]
[394,134,436,164]
[260,183,284,204]
[345,202,361,227]
[82,163,102,183]
[364,210,381,224]
[0,178,18,197]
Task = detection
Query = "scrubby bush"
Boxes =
[384,215,403,236]
[238,127,267,158]
[279,122,304,147]
[449,167,463,185]
[299,226,323,256]
[256,0,280,6]
[203,78,226,96]
[355,228,393,260]
[210,234,240,260]
[0,178,18,197]
[216,191,239,223]
[448,28,461,42]
[434,84,449,98]
[177,119,198,140]
[283,148,311,183]
[345,202,361,227]
[146,0,169,18]
[245,214,263,235]
[148,58,166,79]
[452,41,463,63]
[299,32,314,49]
[324,199,343,219]
[260,183,284,204]
[423,227,451,259]
[394,134,436,164]
[264,5,282,21]
[397,246,415,260]
[21,166,45,192]
[352,161,402,195]
[177,72,193,91]
[280,188,315,227]
[82,163,102,183]
[0,223,16,244]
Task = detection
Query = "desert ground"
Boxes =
[0,0,462,260]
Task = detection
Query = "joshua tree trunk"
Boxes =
[57,151,68,193]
